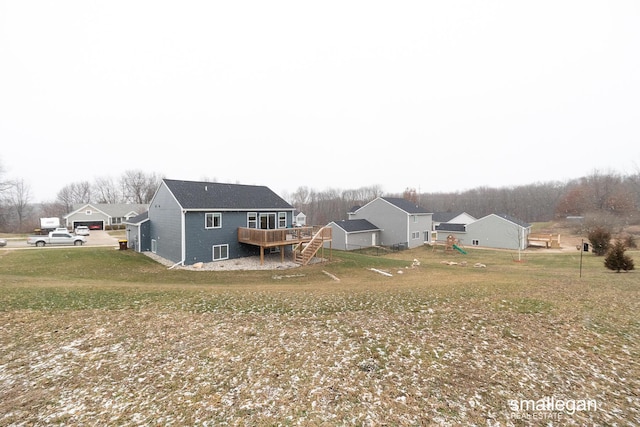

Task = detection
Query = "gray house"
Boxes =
[64,203,149,230]
[347,197,432,249]
[130,179,297,266]
[437,213,531,251]
[327,219,381,251]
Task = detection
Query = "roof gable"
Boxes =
[433,211,475,223]
[162,179,293,210]
[65,203,149,219]
[477,213,531,228]
[433,212,459,222]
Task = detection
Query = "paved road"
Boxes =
[1,230,120,249]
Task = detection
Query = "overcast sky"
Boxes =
[1,1,639,202]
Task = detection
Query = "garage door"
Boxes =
[74,221,104,230]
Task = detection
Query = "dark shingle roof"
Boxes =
[381,197,430,214]
[332,219,380,233]
[432,211,465,222]
[435,222,466,232]
[163,179,293,210]
[125,211,149,225]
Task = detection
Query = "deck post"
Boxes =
[260,246,264,265]
[280,245,285,262]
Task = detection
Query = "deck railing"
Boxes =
[238,226,330,246]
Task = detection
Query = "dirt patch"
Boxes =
[144,251,325,271]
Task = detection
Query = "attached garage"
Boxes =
[64,203,149,231]
[327,219,381,251]
[72,220,104,230]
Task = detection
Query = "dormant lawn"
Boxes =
[1,245,638,426]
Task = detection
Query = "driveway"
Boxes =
[1,230,120,249]
[85,230,120,247]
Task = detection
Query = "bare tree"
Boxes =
[6,178,32,231]
[120,170,162,204]
[94,176,123,204]
[56,181,92,212]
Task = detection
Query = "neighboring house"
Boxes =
[432,212,476,231]
[347,197,432,249]
[327,219,381,251]
[432,211,477,241]
[437,213,531,250]
[294,211,307,227]
[64,203,149,230]
[128,179,299,266]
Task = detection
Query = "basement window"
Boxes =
[213,244,229,261]
[472,240,479,246]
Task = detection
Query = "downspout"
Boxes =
[180,209,186,266]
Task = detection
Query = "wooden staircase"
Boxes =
[294,226,331,265]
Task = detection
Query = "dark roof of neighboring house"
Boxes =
[435,222,466,232]
[433,211,466,222]
[332,219,381,233]
[494,213,531,228]
[381,197,430,214]
[66,203,149,218]
[162,179,294,210]
[348,205,362,214]
[125,211,149,225]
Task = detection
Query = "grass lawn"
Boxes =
[0,246,638,425]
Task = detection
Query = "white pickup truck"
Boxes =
[27,231,87,247]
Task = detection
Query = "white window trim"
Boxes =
[205,212,222,229]
[247,212,258,228]
[212,244,229,261]
[278,212,287,228]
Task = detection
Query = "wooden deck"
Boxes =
[528,233,561,248]
[238,226,332,264]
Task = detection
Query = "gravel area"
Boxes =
[143,251,321,270]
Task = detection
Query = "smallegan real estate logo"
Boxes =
[508,396,598,420]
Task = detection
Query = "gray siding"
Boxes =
[466,215,529,250]
[149,184,184,263]
[328,226,378,251]
[126,221,151,252]
[67,210,108,228]
[344,230,377,251]
[184,211,261,264]
[352,199,431,249]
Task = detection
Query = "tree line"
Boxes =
[287,170,640,232]
[1,160,639,233]
[0,166,163,232]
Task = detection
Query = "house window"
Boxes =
[411,231,420,239]
[472,240,479,246]
[151,239,157,253]
[86,210,92,215]
[213,244,229,261]
[247,212,257,228]
[260,213,276,230]
[413,215,418,223]
[205,213,222,229]
[278,212,287,228]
